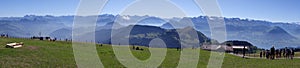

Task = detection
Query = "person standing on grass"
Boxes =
[132,45,135,49]
[283,48,286,58]
[279,49,282,58]
[291,49,295,60]
[263,50,266,58]
[276,50,280,58]
[270,45,275,60]
[242,46,246,58]
[260,51,263,58]
[266,50,270,59]
[286,48,291,59]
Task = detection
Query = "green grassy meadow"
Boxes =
[0,38,300,68]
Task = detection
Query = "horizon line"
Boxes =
[0,14,299,23]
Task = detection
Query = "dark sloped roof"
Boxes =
[223,40,253,46]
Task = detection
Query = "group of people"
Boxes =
[0,33,8,38]
[260,46,295,60]
[132,46,144,51]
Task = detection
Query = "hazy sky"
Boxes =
[1,0,300,22]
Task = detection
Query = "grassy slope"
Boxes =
[0,38,75,68]
[0,38,300,68]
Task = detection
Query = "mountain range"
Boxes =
[0,14,300,48]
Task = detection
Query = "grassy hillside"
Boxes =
[0,38,75,67]
[0,38,300,68]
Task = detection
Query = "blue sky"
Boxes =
[1,0,300,22]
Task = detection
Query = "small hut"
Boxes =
[223,40,254,54]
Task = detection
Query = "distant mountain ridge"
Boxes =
[1,14,300,48]
[84,25,210,48]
